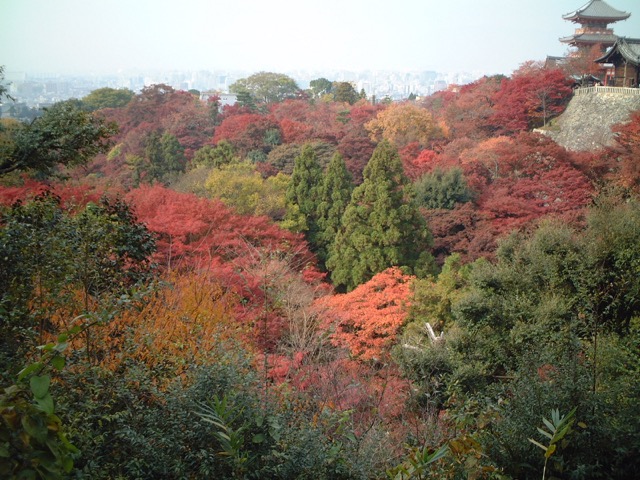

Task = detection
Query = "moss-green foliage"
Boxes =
[205,161,289,220]
[394,254,471,406]
[397,195,640,478]
[230,72,301,105]
[57,344,382,479]
[81,87,134,111]
[191,140,238,169]
[327,141,436,291]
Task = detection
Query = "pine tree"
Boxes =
[284,144,323,239]
[326,141,435,291]
[316,152,353,267]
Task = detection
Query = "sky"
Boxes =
[1,0,639,77]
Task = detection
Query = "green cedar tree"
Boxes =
[316,152,354,267]
[284,144,322,239]
[327,140,435,291]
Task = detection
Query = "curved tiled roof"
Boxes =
[596,37,640,65]
[563,0,630,22]
[560,33,618,44]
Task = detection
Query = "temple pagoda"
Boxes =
[560,0,631,52]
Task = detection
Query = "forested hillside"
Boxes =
[1,64,639,479]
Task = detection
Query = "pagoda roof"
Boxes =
[560,32,618,44]
[596,37,640,66]
[563,0,630,22]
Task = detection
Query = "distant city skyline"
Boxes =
[1,0,639,78]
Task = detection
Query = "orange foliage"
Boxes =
[95,272,242,378]
[316,267,414,361]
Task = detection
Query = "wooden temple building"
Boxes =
[560,0,630,53]
[596,37,640,87]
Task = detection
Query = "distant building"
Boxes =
[560,0,631,53]
[199,91,237,109]
[596,37,640,86]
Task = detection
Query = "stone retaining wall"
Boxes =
[540,88,640,151]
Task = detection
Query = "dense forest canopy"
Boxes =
[1,61,640,479]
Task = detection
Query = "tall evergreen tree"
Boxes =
[316,152,353,267]
[145,132,185,183]
[326,141,435,291]
[284,144,323,239]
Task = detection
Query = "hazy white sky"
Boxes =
[1,0,639,76]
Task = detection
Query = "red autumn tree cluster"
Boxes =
[213,113,281,156]
[424,63,572,139]
[609,110,640,192]
[410,131,593,262]
[491,63,573,133]
[124,184,323,345]
[85,84,216,185]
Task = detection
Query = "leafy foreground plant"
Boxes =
[196,395,251,479]
[387,444,448,480]
[0,322,89,479]
[528,407,580,480]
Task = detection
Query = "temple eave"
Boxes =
[563,14,630,22]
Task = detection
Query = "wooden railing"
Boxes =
[575,86,640,96]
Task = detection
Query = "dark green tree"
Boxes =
[0,100,117,177]
[233,87,257,110]
[81,87,134,111]
[437,199,640,478]
[326,141,435,291]
[333,82,359,105]
[68,198,156,303]
[414,167,473,210]
[263,128,282,147]
[316,152,353,267]
[145,131,186,183]
[284,144,323,238]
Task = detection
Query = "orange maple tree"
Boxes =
[316,267,415,361]
[96,272,241,379]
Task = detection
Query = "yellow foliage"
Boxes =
[365,102,441,148]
